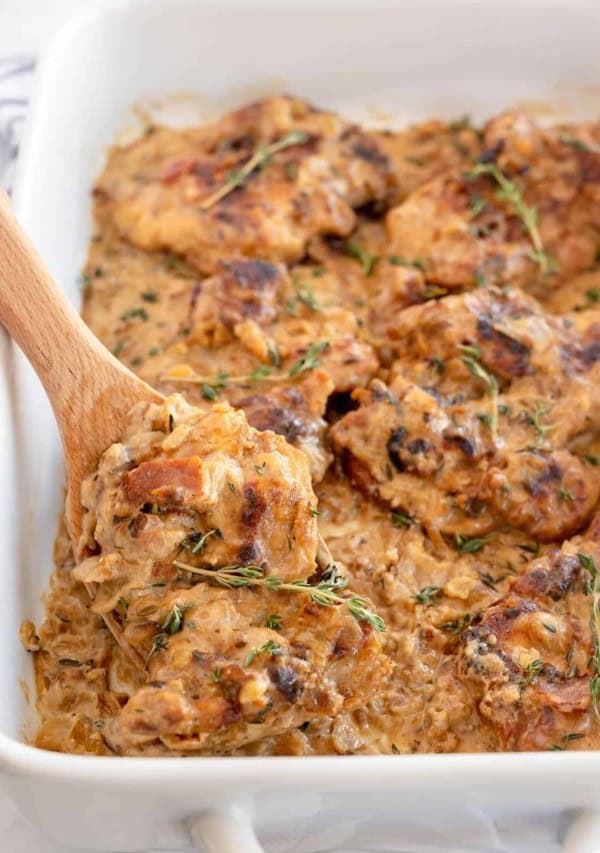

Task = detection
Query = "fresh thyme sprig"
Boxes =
[288,340,330,377]
[165,341,330,390]
[521,401,554,448]
[466,162,557,275]
[459,346,499,436]
[173,560,386,632]
[578,551,600,715]
[244,639,283,667]
[199,130,309,209]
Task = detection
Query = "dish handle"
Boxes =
[189,807,600,853]
[189,807,265,853]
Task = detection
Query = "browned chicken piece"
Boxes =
[66,395,389,754]
[108,96,395,274]
[75,395,320,613]
[104,581,391,754]
[189,259,287,346]
[331,288,600,540]
[234,368,334,482]
[458,545,598,750]
[386,111,600,298]
[273,307,379,392]
[373,118,483,205]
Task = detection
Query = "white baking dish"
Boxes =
[3,0,600,850]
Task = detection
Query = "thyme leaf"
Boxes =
[200,130,309,209]
[244,639,283,667]
[174,561,386,632]
[460,351,499,436]
[454,535,488,554]
[466,162,557,275]
[345,241,378,276]
[414,586,441,607]
[288,340,329,377]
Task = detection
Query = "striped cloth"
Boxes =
[0,54,34,192]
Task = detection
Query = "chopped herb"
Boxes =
[296,284,321,311]
[474,268,488,288]
[519,542,541,556]
[58,658,82,667]
[141,291,158,302]
[345,241,378,276]
[227,482,236,493]
[210,667,222,683]
[415,586,441,607]
[562,731,585,744]
[454,535,488,554]
[112,340,125,357]
[587,288,600,304]
[543,622,557,634]
[477,412,493,430]
[162,604,186,636]
[308,505,320,517]
[479,571,504,591]
[255,461,267,476]
[286,298,298,316]
[521,658,544,686]
[244,639,284,667]
[268,342,281,367]
[459,343,482,359]
[465,162,557,275]
[559,486,573,502]
[391,743,401,754]
[121,307,149,322]
[149,632,168,657]
[148,346,162,357]
[392,511,414,528]
[440,613,471,636]
[584,454,600,466]
[168,413,175,433]
[79,274,92,292]
[288,340,329,377]
[460,351,499,435]
[429,357,445,374]
[388,255,426,272]
[559,132,596,153]
[192,650,205,662]
[265,613,283,630]
[522,401,553,447]
[454,533,488,554]
[118,596,128,610]
[173,561,386,632]
[201,384,217,401]
[179,528,223,555]
[200,130,309,209]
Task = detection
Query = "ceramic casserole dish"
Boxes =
[3,1,600,850]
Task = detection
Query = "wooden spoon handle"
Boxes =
[0,190,116,421]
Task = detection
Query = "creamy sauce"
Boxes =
[25,96,600,755]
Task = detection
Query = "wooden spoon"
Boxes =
[0,192,161,665]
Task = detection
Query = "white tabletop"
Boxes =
[0,2,570,851]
